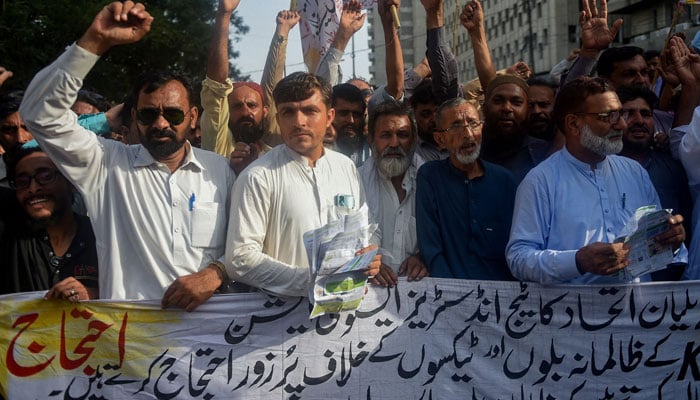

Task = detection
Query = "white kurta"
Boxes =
[226,145,371,297]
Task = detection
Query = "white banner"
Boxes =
[299,0,378,72]
[1,278,700,398]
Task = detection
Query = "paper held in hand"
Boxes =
[303,204,378,318]
[614,205,674,280]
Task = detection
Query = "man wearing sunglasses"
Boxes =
[20,2,234,311]
[416,98,516,281]
[507,77,687,284]
[1,142,98,301]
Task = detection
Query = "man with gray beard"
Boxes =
[416,98,516,280]
[507,77,687,284]
[359,101,428,287]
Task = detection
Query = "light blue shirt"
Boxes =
[507,146,686,284]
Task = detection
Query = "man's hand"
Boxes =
[45,277,97,303]
[0,66,13,88]
[378,0,400,27]
[420,0,442,12]
[229,142,260,175]
[398,254,429,282]
[575,242,630,276]
[666,36,700,87]
[654,214,686,251]
[161,265,222,312]
[579,0,622,59]
[506,61,531,80]
[338,0,367,39]
[356,244,382,278]
[460,0,484,34]
[218,0,241,15]
[276,10,301,37]
[371,264,398,287]
[77,1,154,56]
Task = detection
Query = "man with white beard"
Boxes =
[507,77,687,284]
[416,98,516,280]
[359,101,428,287]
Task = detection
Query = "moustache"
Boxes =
[382,146,406,157]
[236,116,256,125]
[147,128,177,139]
[628,124,650,134]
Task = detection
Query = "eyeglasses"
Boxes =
[436,120,483,134]
[621,108,653,120]
[136,108,187,125]
[10,168,61,190]
[574,110,628,124]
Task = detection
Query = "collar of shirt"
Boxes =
[561,145,609,172]
[133,141,204,172]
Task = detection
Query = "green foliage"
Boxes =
[0,0,249,104]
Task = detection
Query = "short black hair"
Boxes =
[131,71,194,107]
[644,50,660,61]
[596,46,645,78]
[332,83,366,112]
[367,100,416,140]
[4,145,44,182]
[410,79,436,108]
[0,90,24,121]
[526,76,558,91]
[76,89,111,112]
[554,76,613,133]
[273,72,332,108]
[616,85,658,109]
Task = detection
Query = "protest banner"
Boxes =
[298,0,379,73]
[1,278,699,398]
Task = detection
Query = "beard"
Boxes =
[140,127,186,159]
[454,143,481,165]
[337,131,364,152]
[231,117,266,144]
[373,144,414,178]
[580,124,623,156]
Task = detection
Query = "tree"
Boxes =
[0,0,249,103]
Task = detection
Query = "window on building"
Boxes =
[537,2,542,18]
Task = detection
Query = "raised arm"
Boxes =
[261,10,300,136]
[20,1,152,193]
[422,0,459,102]
[201,0,240,154]
[564,0,623,83]
[378,0,404,99]
[461,0,495,91]
[315,0,366,86]
[667,36,700,128]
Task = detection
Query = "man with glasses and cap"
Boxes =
[416,97,516,280]
[507,77,687,284]
[20,1,234,311]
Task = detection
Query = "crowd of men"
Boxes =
[0,0,698,311]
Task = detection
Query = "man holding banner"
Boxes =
[19,1,234,310]
[507,77,687,284]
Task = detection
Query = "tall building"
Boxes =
[367,0,699,84]
[367,0,427,84]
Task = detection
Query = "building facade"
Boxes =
[367,0,699,84]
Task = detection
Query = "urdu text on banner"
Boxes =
[1,278,700,399]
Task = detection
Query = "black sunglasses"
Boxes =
[136,107,187,125]
[11,168,61,190]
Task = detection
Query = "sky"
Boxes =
[234,1,371,83]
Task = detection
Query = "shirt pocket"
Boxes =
[191,202,226,248]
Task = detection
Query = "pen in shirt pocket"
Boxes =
[621,193,626,209]
[189,193,196,211]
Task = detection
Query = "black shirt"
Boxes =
[0,187,98,294]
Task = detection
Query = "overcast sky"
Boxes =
[234,0,371,83]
